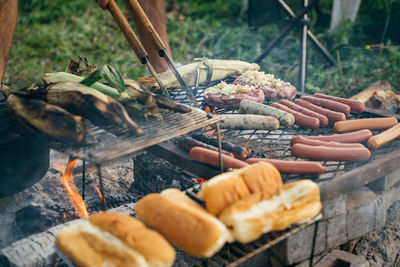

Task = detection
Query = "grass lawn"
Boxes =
[3,0,400,98]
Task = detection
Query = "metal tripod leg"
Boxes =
[299,0,309,92]
[278,0,336,66]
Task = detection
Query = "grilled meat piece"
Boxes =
[7,93,87,144]
[45,82,143,135]
[233,70,296,101]
[204,81,265,109]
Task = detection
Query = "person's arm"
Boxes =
[95,0,172,73]
[0,0,18,83]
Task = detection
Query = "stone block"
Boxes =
[346,187,385,240]
[382,180,400,211]
[367,168,400,192]
[270,221,327,265]
[321,193,347,219]
[326,214,347,249]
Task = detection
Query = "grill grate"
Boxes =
[165,82,400,265]
[1,97,220,164]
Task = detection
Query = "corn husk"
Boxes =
[139,58,260,90]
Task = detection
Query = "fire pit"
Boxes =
[1,80,400,266]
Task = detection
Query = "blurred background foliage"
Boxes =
[4,0,400,98]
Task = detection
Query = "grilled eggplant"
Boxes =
[44,82,143,135]
[7,93,87,144]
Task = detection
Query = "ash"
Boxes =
[353,200,400,267]
[0,149,195,249]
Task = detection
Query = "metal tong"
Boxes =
[102,0,198,106]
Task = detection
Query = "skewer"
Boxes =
[104,0,171,98]
[124,0,198,106]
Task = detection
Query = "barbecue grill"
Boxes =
[2,79,400,266]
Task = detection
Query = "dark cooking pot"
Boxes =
[0,95,49,198]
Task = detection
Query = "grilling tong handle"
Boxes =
[107,0,148,64]
[102,0,198,106]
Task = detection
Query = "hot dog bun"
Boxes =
[56,212,175,267]
[219,180,322,244]
[135,189,232,258]
[197,162,283,216]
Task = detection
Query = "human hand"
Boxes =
[95,0,108,10]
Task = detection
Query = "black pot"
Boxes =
[0,96,50,198]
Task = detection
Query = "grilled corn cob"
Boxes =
[7,93,87,144]
[124,78,191,113]
[45,82,143,135]
[139,58,260,90]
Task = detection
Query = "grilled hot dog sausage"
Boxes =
[294,99,346,123]
[279,99,329,127]
[300,95,351,116]
[271,102,320,129]
[290,136,366,148]
[291,143,371,162]
[245,158,326,174]
[367,123,400,150]
[189,147,249,170]
[305,129,372,143]
[314,93,365,113]
[334,117,398,133]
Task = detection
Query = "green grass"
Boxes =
[3,0,400,98]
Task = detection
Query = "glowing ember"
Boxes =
[57,158,89,218]
[192,177,207,184]
[204,106,211,114]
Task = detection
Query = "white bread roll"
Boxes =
[219,180,322,244]
[56,212,175,267]
[135,188,232,257]
[197,162,282,216]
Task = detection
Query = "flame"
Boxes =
[57,158,89,218]
[62,213,67,220]
[91,184,104,202]
[192,177,207,184]
[204,106,211,114]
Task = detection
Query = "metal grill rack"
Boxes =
[50,106,220,164]
[160,83,400,265]
[169,82,400,186]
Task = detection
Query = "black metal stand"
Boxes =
[255,0,336,92]
[81,159,86,200]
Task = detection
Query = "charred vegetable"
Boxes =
[44,82,143,135]
[7,93,87,144]
[191,132,249,160]
[176,136,234,157]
